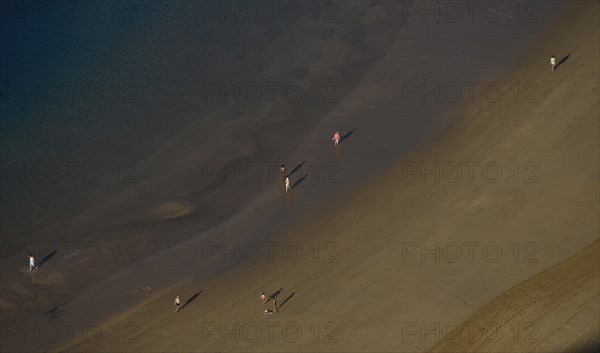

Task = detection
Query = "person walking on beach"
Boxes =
[174,296,180,312]
[260,292,267,304]
[285,177,291,193]
[280,165,286,181]
[551,55,556,71]
[28,254,37,271]
[332,131,340,146]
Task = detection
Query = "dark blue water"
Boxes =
[2,1,147,129]
[0,0,372,234]
[0,1,238,227]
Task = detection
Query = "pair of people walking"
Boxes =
[280,165,291,193]
[280,130,342,194]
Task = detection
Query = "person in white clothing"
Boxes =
[285,177,291,193]
[28,254,37,271]
[551,55,556,71]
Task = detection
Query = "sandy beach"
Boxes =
[1,1,598,352]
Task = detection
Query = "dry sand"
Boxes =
[53,1,599,352]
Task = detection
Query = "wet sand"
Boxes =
[2,1,598,352]
[1,0,408,334]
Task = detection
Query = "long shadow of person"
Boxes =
[287,161,305,178]
[268,288,283,302]
[180,290,203,310]
[37,250,57,269]
[277,292,295,310]
[43,301,71,320]
[555,53,571,71]
[340,128,356,144]
[292,174,308,189]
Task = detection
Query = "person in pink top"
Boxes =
[332,131,340,146]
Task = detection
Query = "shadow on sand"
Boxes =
[268,288,283,302]
[278,292,295,310]
[340,128,356,143]
[287,161,305,178]
[181,290,203,310]
[555,53,571,71]
[37,250,57,269]
[292,174,308,189]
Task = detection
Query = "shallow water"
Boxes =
[1,1,385,239]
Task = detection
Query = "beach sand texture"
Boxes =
[55,1,599,352]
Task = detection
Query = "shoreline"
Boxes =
[1,2,410,349]
[2,1,596,352]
